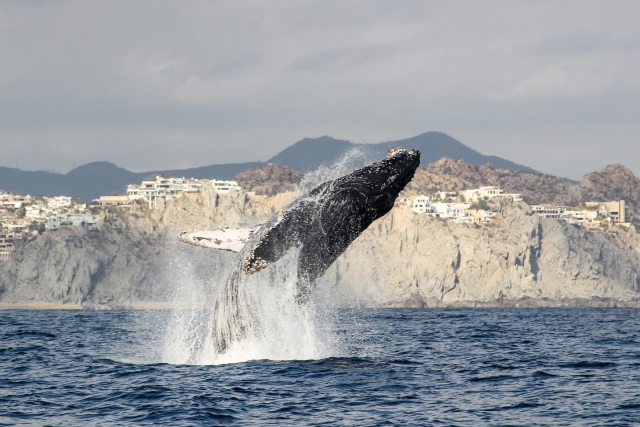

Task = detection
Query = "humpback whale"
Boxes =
[179,147,420,354]
[181,147,421,301]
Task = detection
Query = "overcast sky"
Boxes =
[1,1,639,179]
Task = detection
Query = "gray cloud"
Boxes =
[0,0,639,178]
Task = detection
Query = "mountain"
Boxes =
[267,132,537,173]
[0,132,535,201]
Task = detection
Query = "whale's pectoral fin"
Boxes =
[178,227,259,253]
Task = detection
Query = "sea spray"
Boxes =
[158,149,366,365]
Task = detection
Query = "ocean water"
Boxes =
[2,308,640,426]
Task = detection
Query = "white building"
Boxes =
[461,186,503,202]
[410,195,431,213]
[465,209,497,224]
[211,180,241,193]
[429,202,471,219]
[0,232,24,262]
[562,209,598,222]
[48,196,73,209]
[459,186,523,203]
[45,213,97,232]
[532,205,564,219]
[1,218,31,232]
[126,176,203,209]
[25,205,46,219]
[501,193,524,202]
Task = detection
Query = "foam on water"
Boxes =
[158,148,366,365]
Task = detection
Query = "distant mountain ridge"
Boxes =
[267,132,536,173]
[0,132,535,201]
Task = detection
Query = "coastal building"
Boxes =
[410,195,431,214]
[48,196,72,209]
[0,232,24,262]
[429,202,471,219]
[25,205,46,219]
[1,218,31,232]
[211,180,241,193]
[397,197,412,206]
[561,209,598,223]
[126,176,203,209]
[98,195,135,207]
[45,213,97,232]
[461,186,503,202]
[585,200,632,223]
[500,193,524,202]
[464,209,497,224]
[531,205,564,219]
[460,186,523,203]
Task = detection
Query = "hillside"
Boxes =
[404,158,581,204]
[0,132,534,201]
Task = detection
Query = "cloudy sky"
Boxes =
[1,1,639,178]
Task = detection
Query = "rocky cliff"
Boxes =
[234,163,303,196]
[0,189,293,307]
[328,200,640,307]
[3,173,640,308]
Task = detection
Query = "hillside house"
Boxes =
[211,180,241,193]
[45,213,97,232]
[410,195,431,214]
[126,176,203,209]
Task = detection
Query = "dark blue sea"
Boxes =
[2,308,640,426]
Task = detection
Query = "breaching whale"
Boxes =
[180,147,421,301]
[179,147,420,354]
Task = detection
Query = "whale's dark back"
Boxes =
[242,148,421,300]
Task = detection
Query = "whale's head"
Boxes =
[242,147,420,285]
[331,147,421,215]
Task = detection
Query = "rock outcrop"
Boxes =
[234,163,303,196]
[581,164,640,206]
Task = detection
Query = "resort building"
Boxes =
[410,195,431,214]
[429,202,471,219]
[460,186,523,203]
[211,180,241,193]
[126,176,203,209]
[561,209,598,223]
[0,232,24,262]
[464,209,497,224]
[531,205,564,219]
[585,200,632,223]
[461,186,503,202]
[45,213,97,232]
[1,218,31,232]
[97,195,135,207]
[48,196,72,209]
[25,205,46,219]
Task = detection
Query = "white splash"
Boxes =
[156,151,366,365]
